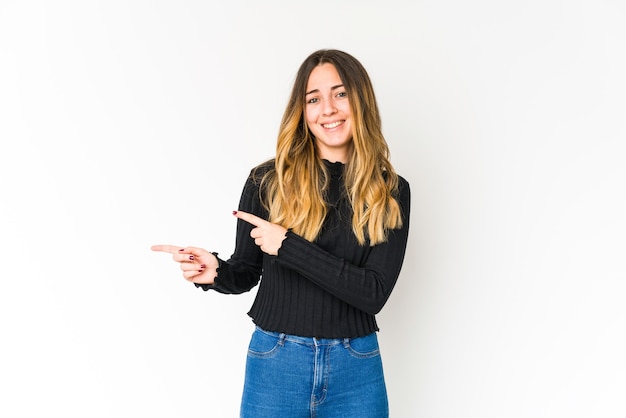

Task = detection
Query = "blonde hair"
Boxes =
[257,49,403,245]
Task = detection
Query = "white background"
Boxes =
[1,1,625,417]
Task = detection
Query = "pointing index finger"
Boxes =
[233,210,268,227]
[151,245,183,253]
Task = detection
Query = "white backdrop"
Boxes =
[1,1,625,417]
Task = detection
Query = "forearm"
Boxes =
[276,229,408,314]
[195,253,262,294]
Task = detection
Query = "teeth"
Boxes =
[323,121,342,129]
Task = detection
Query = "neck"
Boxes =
[317,147,351,164]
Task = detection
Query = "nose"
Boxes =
[322,98,337,116]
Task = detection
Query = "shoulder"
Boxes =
[398,175,410,196]
[393,173,411,213]
[383,170,410,196]
[237,160,274,215]
[240,159,275,199]
[397,174,410,200]
[250,158,276,183]
[396,173,409,189]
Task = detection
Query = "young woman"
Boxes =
[152,49,410,417]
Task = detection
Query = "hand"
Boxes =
[151,245,218,284]
[233,210,287,256]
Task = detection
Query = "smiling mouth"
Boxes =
[322,121,343,129]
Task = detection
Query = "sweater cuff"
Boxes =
[194,252,222,291]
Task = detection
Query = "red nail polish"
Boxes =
[189,255,194,260]
[200,264,206,269]
[232,210,238,215]
[178,248,185,252]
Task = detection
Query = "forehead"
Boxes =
[306,63,342,89]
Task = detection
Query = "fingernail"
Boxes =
[200,264,206,269]
[232,210,238,215]
[198,270,203,273]
[189,255,194,260]
[178,248,185,252]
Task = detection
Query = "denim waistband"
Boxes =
[255,326,367,347]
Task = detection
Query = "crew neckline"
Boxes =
[322,158,345,166]
[322,159,345,179]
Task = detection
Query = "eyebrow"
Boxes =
[305,84,344,96]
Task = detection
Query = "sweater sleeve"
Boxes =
[195,168,268,294]
[275,178,411,314]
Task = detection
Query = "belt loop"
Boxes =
[342,338,350,348]
[278,333,286,346]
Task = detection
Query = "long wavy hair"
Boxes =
[258,49,403,245]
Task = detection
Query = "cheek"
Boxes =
[304,109,318,130]
[339,102,352,117]
[304,108,314,123]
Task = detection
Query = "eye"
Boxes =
[336,91,347,98]
[307,97,319,104]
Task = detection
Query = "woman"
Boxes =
[152,49,410,417]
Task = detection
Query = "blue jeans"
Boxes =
[240,327,389,417]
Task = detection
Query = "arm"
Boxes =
[195,169,268,294]
[151,167,272,292]
[236,177,411,314]
[276,226,408,315]
[277,181,410,314]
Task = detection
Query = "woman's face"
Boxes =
[304,63,353,163]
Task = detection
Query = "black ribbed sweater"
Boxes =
[197,159,411,338]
